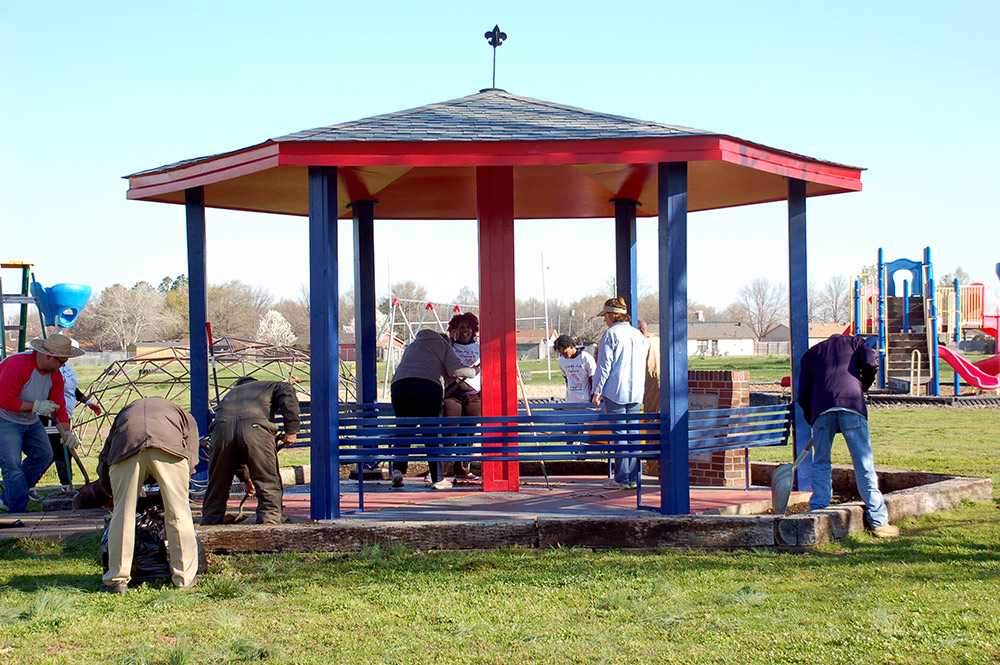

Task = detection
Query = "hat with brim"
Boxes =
[29,334,85,358]
[595,304,628,317]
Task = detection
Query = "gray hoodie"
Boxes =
[391,329,477,388]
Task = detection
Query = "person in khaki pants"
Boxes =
[97,397,200,593]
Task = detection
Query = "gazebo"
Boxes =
[125,89,863,519]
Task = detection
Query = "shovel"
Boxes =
[771,440,812,516]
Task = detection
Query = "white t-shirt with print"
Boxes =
[558,350,596,403]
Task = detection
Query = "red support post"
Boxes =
[476,165,519,491]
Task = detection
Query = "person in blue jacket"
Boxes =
[591,297,646,490]
[797,334,899,538]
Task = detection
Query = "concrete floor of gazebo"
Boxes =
[234,475,795,521]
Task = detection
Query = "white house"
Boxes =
[687,322,755,356]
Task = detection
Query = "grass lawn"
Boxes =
[7,359,998,663]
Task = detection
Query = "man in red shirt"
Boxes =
[0,334,83,512]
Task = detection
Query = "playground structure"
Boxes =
[74,336,359,453]
[850,248,999,395]
[377,296,478,400]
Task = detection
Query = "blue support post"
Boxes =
[954,277,961,394]
[613,199,638,323]
[853,279,861,335]
[925,247,940,396]
[308,166,340,520]
[185,188,209,438]
[352,200,378,406]
[903,280,910,333]
[657,163,689,515]
[877,248,887,388]
[787,179,812,491]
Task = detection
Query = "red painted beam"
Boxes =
[125,135,864,203]
[477,165,519,492]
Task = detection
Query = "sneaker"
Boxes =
[390,471,404,489]
[431,479,453,490]
[601,480,635,490]
[99,582,128,594]
[453,473,480,482]
[870,524,900,538]
[27,489,42,501]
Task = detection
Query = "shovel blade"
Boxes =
[770,462,796,515]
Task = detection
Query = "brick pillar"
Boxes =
[688,370,750,487]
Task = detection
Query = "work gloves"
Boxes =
[31,400,59,417]
[85,400,102,415]
[61,430,81,450]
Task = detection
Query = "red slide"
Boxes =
[938,345,1000,390]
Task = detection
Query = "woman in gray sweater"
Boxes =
[389,329,477,490]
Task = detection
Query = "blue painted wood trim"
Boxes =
[787,178,812,491]
[953,277,962,393]
[184,188,209,438]
[613,199,638,322]
[657,162,689,515]
[877,248,887,388]
[903,280,911,332]
[925,246,940,396]
[308,166,340,520]
[351,200,377,405]
[853,279,861,334]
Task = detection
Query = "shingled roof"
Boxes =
[125,88,864,218]
[275,89,715,143]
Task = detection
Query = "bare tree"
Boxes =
[91,282,179,350]
[208,280,273,338]
[736,277,787,339]
[453,285,478,308]
[817,275,850,322]
[377,281,428,328]
[939,266,971,286]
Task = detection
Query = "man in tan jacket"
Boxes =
[97,397,200,593]
[637,320,660,414]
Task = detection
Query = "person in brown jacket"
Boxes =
[200,377,300,525]
[637,320,661,414]
[97,397,200,593]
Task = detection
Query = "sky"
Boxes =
[3,1,999,315]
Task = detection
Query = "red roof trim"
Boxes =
[274,136,726,168]
[126,143,280,200]
[715,139,863,191]
[126,135,863,200]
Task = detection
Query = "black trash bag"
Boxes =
[101,491,207,585]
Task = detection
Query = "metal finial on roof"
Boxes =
[484,25,507,89]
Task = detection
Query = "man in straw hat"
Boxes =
[591,297,646,490]
[0,334,84,512]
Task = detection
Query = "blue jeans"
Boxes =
[809,410,889,528]
[0,418,53,512]
[604,399,641,485]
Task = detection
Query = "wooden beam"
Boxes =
[658,162,690,515]
[476,165,519,491]
[308,166,340,519]
[787,178,812,491]
[613,198,638,322]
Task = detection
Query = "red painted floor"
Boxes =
[222,475,809,520]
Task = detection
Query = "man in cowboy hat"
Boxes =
[592,297,646,490]
[0,334,84,512]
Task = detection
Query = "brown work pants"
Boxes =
[201,420,282,525]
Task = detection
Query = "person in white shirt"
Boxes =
[443,313,482,483]
[554,335,596,404]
